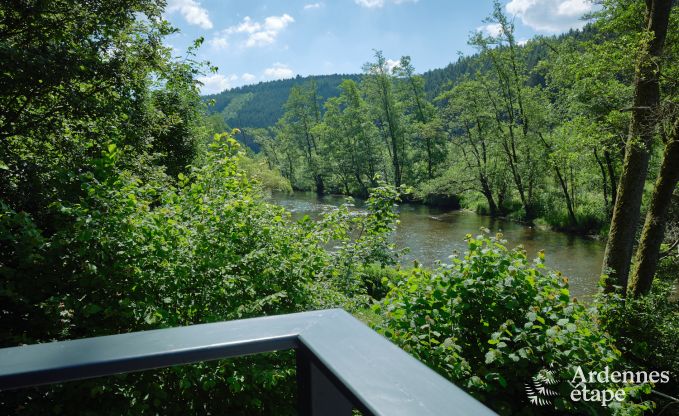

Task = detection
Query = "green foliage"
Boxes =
[204,74,362,130]
[237,153,292,193]
[0,0,211,227]
[598,281,679,399]
[259,20,620,234]
[374,233,651,415]
[1,130,402,413]
[357,264,408,300]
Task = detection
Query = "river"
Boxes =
[269,191,606,299]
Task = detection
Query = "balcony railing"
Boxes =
[0,308,496,415]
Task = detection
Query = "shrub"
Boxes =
[373,233,651,415]
[0,133,400,415]
[598,281,679,404]
[358,263,408,300]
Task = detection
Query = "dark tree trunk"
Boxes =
[594,149,610,214]
[497,182,508,216]
[555,166,578,228]
[426,137,433,179]
[601,0,672,294]
[315,175,325,195]
[605,150,618,210]
[539,133,576,227]
[629,119,679,296]
[482,186,499,217]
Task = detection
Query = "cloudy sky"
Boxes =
[163,0,595,94]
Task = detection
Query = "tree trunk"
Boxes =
[481,180,499,217]
[555,165,578,228]
[605,150,618,210]
[426,137,433,179]
[594,148,610,214]
[628,119,679,296]
[315,175,325,195]
[601,0,672,294]
[539,133,576,227]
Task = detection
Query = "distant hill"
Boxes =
[202,27,592,139]
[199,65,478,131]
[204,74,362,129]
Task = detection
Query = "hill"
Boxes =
[204,74,361,129]
[203,27,592,140]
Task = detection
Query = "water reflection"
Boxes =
[269,191,605,299]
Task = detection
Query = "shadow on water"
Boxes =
[269,191,605,299]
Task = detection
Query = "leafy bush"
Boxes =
[237,154,292,192]
[357,263,408,300]
[598,281,679,401]
[373,233,650,415]
[0,133,401,414]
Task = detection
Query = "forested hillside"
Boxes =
[420,26,596,97]
[204,73,361,128]
[203,27,595,135]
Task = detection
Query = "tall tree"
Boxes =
[471,1,541,220]
[439,78,507,216]
[395,56,445,180]
[602,0,673,293]
[278,82,325,193]
[363,51,406,187]
[629,115,679,296]
[317,79,383,196]
[539,32,633,221]
[0,0,170,223]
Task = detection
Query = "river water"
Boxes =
[269,191,605,299]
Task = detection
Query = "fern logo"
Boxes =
[525,368,559,406]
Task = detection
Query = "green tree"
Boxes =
[277,82,325,193]
[316,79,383,196]
[601,0,674,293]
[394,56,446,181]
[362,50,407,187]
[470,2,542,220]
[439,78,507,216]
[0,0,209,227]
[629,117,679,296]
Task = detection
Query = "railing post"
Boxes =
[296,348,354,416]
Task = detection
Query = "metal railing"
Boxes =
[0,308,496,415]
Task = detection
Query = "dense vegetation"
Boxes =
[1,0,678,415]
[255,2,675,242]
[204,74,362,129]
[203,74,361,150]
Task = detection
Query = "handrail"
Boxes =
[0,308,496,416]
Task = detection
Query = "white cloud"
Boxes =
[355,0,384,7]
[304,3,322,9]
[166,0,213,29]
[209,37,229,49]
[217,14,294,48]
[263,63,294,80]
[228,16,261,34]
[241,73,257,82]
[198,73,237,94]
[477,23,503,37]
[354,0,417,8]
[506,0,593,33]
[385,59,399,73]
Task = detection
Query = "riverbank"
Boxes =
[287,185,609,238]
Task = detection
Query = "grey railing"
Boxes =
[0,308,496,415]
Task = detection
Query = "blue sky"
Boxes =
[163,0,594,94]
